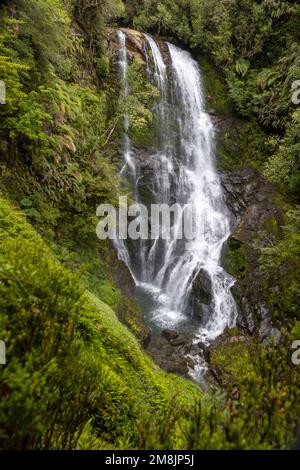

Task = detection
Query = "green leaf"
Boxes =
[235,59,250,77]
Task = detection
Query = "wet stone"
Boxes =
[162,329,179,341]
[170,335,187,347]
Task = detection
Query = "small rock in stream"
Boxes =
[170,335,187,347]
[162,329,179,341]
[198,342,211,363]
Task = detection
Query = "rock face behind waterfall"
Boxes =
[107,246,151,347]
[221,166,284,339]
[189,269,212,321]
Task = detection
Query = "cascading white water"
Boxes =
[117,31,135,178]
[117,31,237,349]
[165,43,237,342]
[114,31,137,283]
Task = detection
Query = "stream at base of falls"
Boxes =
[116,30,238,382]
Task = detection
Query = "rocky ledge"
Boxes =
[221,166,283,340]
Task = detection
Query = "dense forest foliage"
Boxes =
[0,0,299,449]
[125,0,300,199]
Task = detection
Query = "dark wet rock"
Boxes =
[192,302,212,323]
[260,327,281,346]
[230,283,258,334]
[198,341,210,360]
[236,321,253,336]
[198,342,211,363]
[107,244,151,347]
[221,167,278,222]
[221,167,284,337]
[189,269,213,321]
[108,244,135,297]
[186,356,195,370]
[165,358,189,375]
[183,341,201,355]
[145,330,202,377]
[159,41,172,67]
[147,338,189,374]
[203,366,223,387]
[230,201,283,248]
[162,329,178,341]
[170,335,187,347]
[194,269,212,304]
[257,305,275,342]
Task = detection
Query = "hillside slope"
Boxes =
[0,195,200,449]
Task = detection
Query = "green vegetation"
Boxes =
[0,0,299,450]
[208,336,300,449]
[126,59,159,145]
[0,196,200,449]
[6,193,298,450]
[0,0,200,451]
[260,207,300,321]
[124,0,300,199]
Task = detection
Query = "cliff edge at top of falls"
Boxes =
[119,28,146,62]
[105,28,146,63]
[106,27,171,65]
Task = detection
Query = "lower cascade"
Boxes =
[116,30,238,375]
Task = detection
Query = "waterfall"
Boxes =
[117,31,135,178]
[114,31,137,283]
[117,31,237,351]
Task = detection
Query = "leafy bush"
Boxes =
[260,208,300,320]
[125,0,300,197]
[264,110,300,199]
[123,59,159,146]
